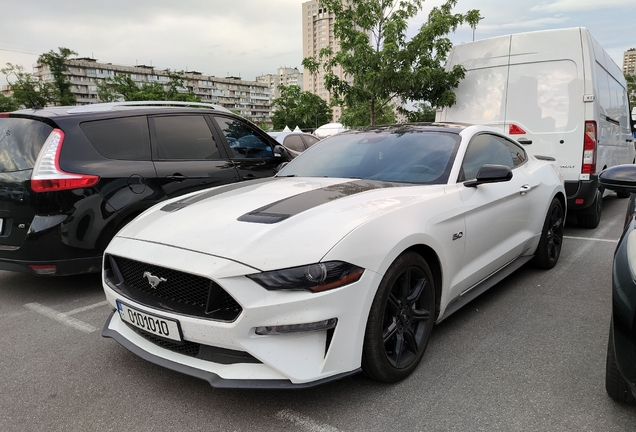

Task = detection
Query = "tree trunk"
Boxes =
[370,98,375,126]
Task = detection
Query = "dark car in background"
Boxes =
[0,101,291,276]
[598,164,636,403]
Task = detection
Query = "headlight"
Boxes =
[247,261,364,292]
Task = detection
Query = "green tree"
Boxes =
[37,47,78,106]
[1,63,55,108]
[0,93,19,112]
[341,101,396,127]
[97,69,200,102]
[271,85,332,130]
[626,74,636,109]
[302,0,481,126]
[399,101,436,122]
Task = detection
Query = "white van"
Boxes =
[436,27,636,228]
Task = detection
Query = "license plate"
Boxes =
[117,301,182,342]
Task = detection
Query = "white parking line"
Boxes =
[24,302,102,333]
[563,236,618,243]
[276,409,342,432]
[64,300,108,316]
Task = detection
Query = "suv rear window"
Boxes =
[0,117,53,172]
[80,116,151,160]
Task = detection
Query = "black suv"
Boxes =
[0,101,292,276]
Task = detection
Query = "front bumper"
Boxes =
[102,312,359,389]
[101,237,380,387]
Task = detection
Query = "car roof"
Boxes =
[342,122,471,135]
[10,101,235,121]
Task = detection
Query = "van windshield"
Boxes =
[0,118,53,172]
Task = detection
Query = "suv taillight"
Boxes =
[30,129,99,192]
[581,121,597,175]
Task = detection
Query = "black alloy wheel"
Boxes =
[533,198,564,269]
[362,252,435,382]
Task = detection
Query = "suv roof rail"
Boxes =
[66,101,233,114]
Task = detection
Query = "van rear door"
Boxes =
[504,28,586,182]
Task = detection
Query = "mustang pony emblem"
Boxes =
[143,271,167,288]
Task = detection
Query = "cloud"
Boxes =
[530,0,634,13]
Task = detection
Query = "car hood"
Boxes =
[115,177,446,271]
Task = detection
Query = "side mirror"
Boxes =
[273,145,290,160]
[464,164,513,188]
[599,164,636,194]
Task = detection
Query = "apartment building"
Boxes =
[33,58,272,124]
[256,67,303,101]
[302,0,350,122]
[624,48,636,75]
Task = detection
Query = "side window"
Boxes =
[213,117,273,159]
[460,134,515,181]
[302,135,320,148]
[283,135,306,152]
[81,116,150,160]
[153,116,220,160]
[496,136,527,167]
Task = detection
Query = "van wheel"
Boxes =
[577,190,602,229]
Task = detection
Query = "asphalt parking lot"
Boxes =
[1,195,636,431]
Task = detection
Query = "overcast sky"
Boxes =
[1,0,634,85]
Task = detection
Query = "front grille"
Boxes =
[105,255,242,321]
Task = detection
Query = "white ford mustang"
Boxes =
[102,124,565,388]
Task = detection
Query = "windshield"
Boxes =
[277,130,460,184]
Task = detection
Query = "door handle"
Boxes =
[520,184,531,195]
[166,174,187,182]
[517,138,532,145]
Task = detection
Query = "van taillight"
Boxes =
[30,129,99,192]
[581,121,597,175]
[509,124,526,135]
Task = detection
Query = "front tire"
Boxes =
[533,198,564,269]
[362,252,435,383]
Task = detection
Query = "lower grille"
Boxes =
[131,325,200,357]
[105,255,242,321]
[126,322,260,364]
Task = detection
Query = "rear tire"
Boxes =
[533,198,564,269]
[577,189,602,229]
[362,252,435,383]
[606,324,636,403]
